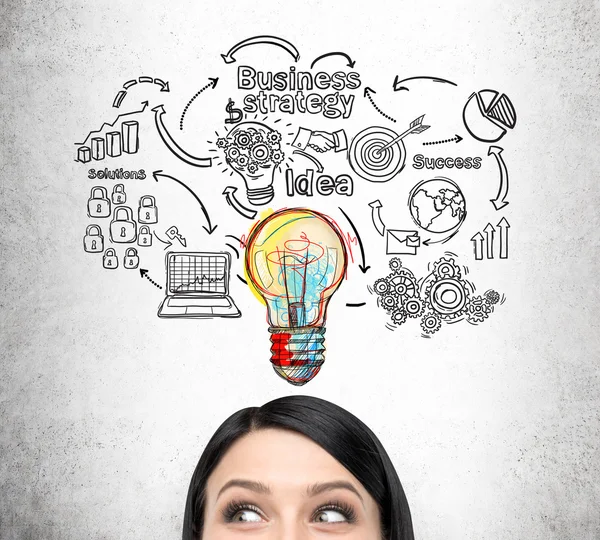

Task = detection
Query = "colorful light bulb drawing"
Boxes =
[244,209,348,385]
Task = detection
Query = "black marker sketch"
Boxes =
[87,187,111,218]
[225,243,239,259]
[368,200,386,236]
[472,218,510,260]
[111,184,127,205]
[237,274,248,285]
[310,51,356,69]
[497,217,510,259]
[91,137,105,160]
[152,105,212,167]
[83,225,104,253]
[349,117,429,183]
[165,225,187,248]
[393,75,458,92]
[484,223,495,259]
[363,87,396,123]
[291,128,347,154]
[346,302,366,307]
[224,98,243,125]
[109,206,137,244]
[488,145,510,210]
[214,121,284,205]
[124,247,140,269]
[138,226,152,247]
[372,255,503,335]
[292,149,324,173]
[103,248,118,269]
[386,230,421,255]
[113,76,169,108]
[223,186,258,219]
[338,207,370,273]
[463,90,517,143]
[140,269,163,289]
[179,77,219,130]
[122,120,139,154]
[471,231,484,261]
[153,170,217,234]
[221,35,300,64]
[138,195,158,225]
[408,177,466,237]
[422,134,463,145]
[157,252,241,318]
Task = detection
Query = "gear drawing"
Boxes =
[404,297,425,318]
[420,312,441,334]
[432,256,462,280]
[424,277,469,319]
[467,295,492,323]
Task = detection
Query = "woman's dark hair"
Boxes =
[182,395,414,540]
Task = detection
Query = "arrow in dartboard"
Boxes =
[310,51,356,69]
[471,232,484,261]
[180,77,219,130]
[423,134,463,145]
[151,105,212,167]
[223,187,258,220]
[484,223,495,259]
[140,269,162,289]
[221,35,300,64]
[338,207,370,273]
[363,87,396,123]
[368,200,386,236]
[153,170,217,234]
[489,146,509,210]
[497,217,510,259]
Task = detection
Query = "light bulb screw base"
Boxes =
[269,326,326,386]
[247,185,274,206]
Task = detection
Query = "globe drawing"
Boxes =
[409,177,466,234]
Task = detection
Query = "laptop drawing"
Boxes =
[158,252,241,318]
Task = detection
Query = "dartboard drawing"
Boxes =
[348,126,406,183]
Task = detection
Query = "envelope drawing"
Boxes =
[386,230,421,255]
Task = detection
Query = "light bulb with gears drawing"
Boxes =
[217,122,284,206]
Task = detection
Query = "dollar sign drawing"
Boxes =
[225,98,243,125]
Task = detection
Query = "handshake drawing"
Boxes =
[291,127,348,154]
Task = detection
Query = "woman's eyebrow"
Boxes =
[217,479,271,499]
[306,481,365,505]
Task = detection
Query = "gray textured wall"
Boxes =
[1,1,599,539]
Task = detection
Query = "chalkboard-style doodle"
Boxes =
[291,127,347,154]
[372,255,503,336]
[471,217,510,260]
[348,116,429,183]
[463,90,517,143]
[165,225,187,248]
[109,206,137,244]
[121,121,139,154]
[393,75,457,92]
[139,269,162,290]
[124,248,140,270]
[386,230,421,255]
[363,87,396,123]
[138,195,158,225]
[368,200,386,236]
[111,184,127,205]
[103,248,118,269]
[91,137,105,161]
[408,177,466,236]
[87,186,111,218]
[112,76,170,108]
[221,35,300,64]
[488,146,510,210]
[157,252,241,319]
[224,98,243,125]
[179,77,219,130]
[244,209,347,386]
[83,225,104,253]
[222,186,258,219]
[215,121,284,206]
[137,226,152,247]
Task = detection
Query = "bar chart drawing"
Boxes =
[76,120,139,163]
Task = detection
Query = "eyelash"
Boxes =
[221,499,357,524]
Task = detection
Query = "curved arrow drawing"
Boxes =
[221,35,300,64]
[489,146,509,210]
[180,77,219,130]
[153,170,217,234]
[393,75,457,92]
[152,105,212,167]
[368,200,386,236]
[139,269,162,290]
[292,149,324,173]
[310,51,355,69]
[364,87,396,123]
[153,231,173,250]
[113,77,170,108]
[223,186,258,220]
[338,207,370,273]
[497,217,510,259]
[471,232,484,260]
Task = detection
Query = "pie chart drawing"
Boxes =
[462,89,517,143]
[348,126,406,183]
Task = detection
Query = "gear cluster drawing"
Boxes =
[372,255,503,336]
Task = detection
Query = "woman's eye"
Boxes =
[314,509,348,523]
[231,509,263,522]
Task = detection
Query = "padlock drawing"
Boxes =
[137,225,152,247]
[109,206,137,243]
[138,195,158,224]
[111,184,127,205]
[103,248,118,269]
[124,247,140,269]
[87,186,111,218]
[83,224,104,253]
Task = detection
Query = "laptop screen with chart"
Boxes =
[167,252,230,295]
